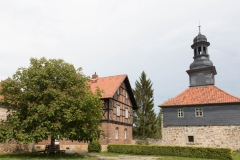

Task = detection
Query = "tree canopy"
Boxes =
[0,57,103,145]
[133,71,157,139]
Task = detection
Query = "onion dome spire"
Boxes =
[186,26,217,87]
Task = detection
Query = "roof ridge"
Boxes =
[95,74,127,79]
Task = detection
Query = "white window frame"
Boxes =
[195,108,203,117]
[178,109,184,118]
[115,127,119,140]
[125,109,128,118]
[124,129,127,140]
[116,106,120,116]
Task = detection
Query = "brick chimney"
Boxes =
[91,72,98,83]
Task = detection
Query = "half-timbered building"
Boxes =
[90,73,137,145]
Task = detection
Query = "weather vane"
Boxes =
[198,21,201,32]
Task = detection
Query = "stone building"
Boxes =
[37,73,137,151]
[159,28,240,150]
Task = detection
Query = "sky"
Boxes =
[0,0,240,114]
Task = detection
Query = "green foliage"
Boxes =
[107,144,233,160]
[155,109,162,138]
[0,57,104,144]
[133,71,157,139]
[88,140,102,152]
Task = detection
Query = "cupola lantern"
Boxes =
[186,26,217,87]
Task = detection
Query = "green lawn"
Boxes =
[0,152,239,160]
[0,153,97,160]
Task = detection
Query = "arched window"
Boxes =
[194,49,197,57]
[115,127,119,140]
[124,129,127,140]
[198,47,201,54]
[203,46,206,54]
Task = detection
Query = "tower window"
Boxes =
[194,49,197,57]
[203,46,206,52]
[198,47,201,54]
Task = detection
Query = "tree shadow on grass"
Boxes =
[0,152,95,159]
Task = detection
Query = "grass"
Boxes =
[0,152,97,160]
[0,151,239,160]
[93,151,240,160]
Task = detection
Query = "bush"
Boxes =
[107,144,232,160]
[88,140,102,152]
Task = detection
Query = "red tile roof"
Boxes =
[90,74,127,98]
[160,85,240,107]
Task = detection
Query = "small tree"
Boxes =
[0,57,104,146]
[133,71,157,139]
[155,109,162,138]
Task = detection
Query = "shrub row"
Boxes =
[107,144,232,160]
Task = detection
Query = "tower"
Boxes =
[186,26,217,87]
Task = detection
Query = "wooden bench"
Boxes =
[38,145,65,155]
[38,145,49,155]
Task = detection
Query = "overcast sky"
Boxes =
[1,0,240,113]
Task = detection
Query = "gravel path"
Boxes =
[87,153,160,160]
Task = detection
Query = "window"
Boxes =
[195,108,203,117]
[115,127,119,140]
[188,136,194,142]
[178,109,184,118]
[116,106,120,116]
[126,92,128,99]
[124,129,127,140]
[117,88,120,95]
[125,109,128,118]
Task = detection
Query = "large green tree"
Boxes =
[0,57,103,146]
[133,71,157,139]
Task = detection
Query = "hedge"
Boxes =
[88,140,102,152]
[107,145,232,160]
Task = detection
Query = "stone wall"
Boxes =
[161,125,240,150]
[0,106,7,120]
[0,140,33,153]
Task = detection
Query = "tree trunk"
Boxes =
[50,136,55,147]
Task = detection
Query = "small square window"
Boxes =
[125,109,128,118]
[188,136,194,142]
[116,106,120,116]
[178,109,184,118]
[195,108,203,117]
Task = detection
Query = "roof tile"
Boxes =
[90,74,127,98]
[160,85,240,107]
